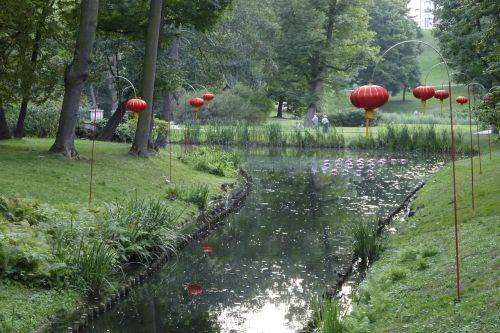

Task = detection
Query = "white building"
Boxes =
[408,0,434,29]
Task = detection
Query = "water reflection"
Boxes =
[88,149,441,333]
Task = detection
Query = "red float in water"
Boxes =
[202,243,213,253]
[187,283,203,296]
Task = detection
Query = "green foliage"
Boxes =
[356,0,421,94]
[351,219,382,264]
[178,146,240,177]
[473,87,500,129]
[73,238,116,294]
[433,0,498,85]
[104,197,182,263]
[330,110,380,127]
[312,297,345,333]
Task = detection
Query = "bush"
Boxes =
[4,101,61,138]
[173,84,273,125]
[329,109,381,127]
[178,146,240,177]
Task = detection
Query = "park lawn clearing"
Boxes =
[347,135,500,332]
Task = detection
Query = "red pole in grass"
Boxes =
[373,40,461,301]
[467,86,475,210]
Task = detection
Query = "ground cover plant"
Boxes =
[0,139,240,332]
[340,135,500,332]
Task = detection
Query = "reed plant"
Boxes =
[312,297,345,333]
[73,238,116,294]
[267,123,283,147]
[351,220,382,265]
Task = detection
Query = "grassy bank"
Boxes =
[0,139,240,333]
[345,134,500,332]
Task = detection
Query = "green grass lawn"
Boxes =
[0,138,232,208]
[0,138,240,333]
[346,134,500,332]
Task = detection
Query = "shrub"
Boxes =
[172,84,273,125]
[330,109,381,127]
[178,146,240,177]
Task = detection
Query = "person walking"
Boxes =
[321,115,329,133]
[312,114,319,128]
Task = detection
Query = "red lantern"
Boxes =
[189,97,204,109]
[434,90,449,113]
[481,96,493,102]
[187,283,203,296]
[202,243,213,254]
[202,93,215,102]
[350,84,389,137]
[456,96,468,105]
[413,86,435,111]
[126,98,148,113]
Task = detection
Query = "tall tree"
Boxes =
[130,0,163,157]
[433,0,499,86]
[271,0,375,127]
[14,0,57,138]
[355,0,421,97]
[50,0,99,158]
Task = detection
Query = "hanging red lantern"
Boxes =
[481,96,493,102]
[201,243,213,254]
[456,96,468,105]
[187,283,203,296]
[434,90,449,113]
[413,86,435,111]
[126,98,148,113]
[202,92,215,102]
[350,84,389,137]
[189,97,204,109]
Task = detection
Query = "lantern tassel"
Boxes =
[420,99,427,112]
[133,112,139,129]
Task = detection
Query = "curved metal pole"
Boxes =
[424,62,446,86]
[192,83,208,92]
[185,83,196,92]
[373,39,461,301]
[467,82,486,173]
[88,76,138,206]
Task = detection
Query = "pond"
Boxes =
[86,148,442,333]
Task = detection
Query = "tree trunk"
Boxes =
[276,97,284,118]
[303,0,337,127]
[14,0,56,138]
[50,0,99,158]
[157,25,180,148]
[130,0,163,157]
[0,106,10,140]
[96,100,127,141]
[304,78,324,127]
[402,84,406,101]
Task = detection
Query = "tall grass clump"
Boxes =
[73,238,116,294]
[266,123,283,147]
[183,122,202,144]
[311,297,345,333]
[178,146,240,177]
[186,184,210,210]
[352,220,382,265]
[380,112,470,125]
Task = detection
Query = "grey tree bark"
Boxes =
[303,0,337,127]
[130,0,163,157]
[50,0,99,158]
[276,98,284,118]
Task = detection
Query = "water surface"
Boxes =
[89,148,441,333]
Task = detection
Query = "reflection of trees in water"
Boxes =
[92,151,438,332]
